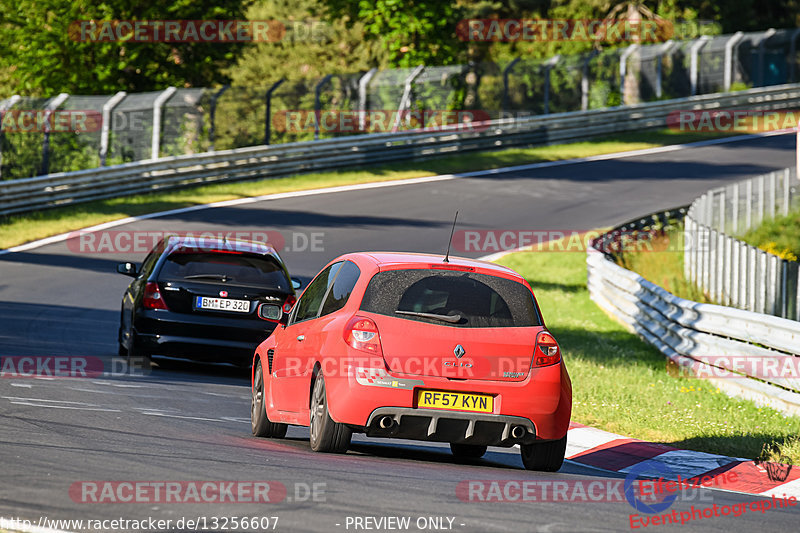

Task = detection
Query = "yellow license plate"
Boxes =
[417,390,493,413]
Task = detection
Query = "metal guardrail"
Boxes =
[685,168,800,319]
[4,83,800,217]
[587,207,800,415]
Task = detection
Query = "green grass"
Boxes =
[740,208,800,261]
[496,248,800,463]
[0,128,740,250]
[614,226,714,303]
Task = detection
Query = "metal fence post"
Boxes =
[39,93,69,176]
[723,32,744,91]
[719,189,726,231]
[769,171,777,218]
[766,253,778,315]
[206,85,228,151]
[543,55,561,114]
[501,58,521,116]
[690,36,711,96]
[790,28,800,82]
[731,238,740,307]
[313,75,334,140]
[757,29,777,87]
[264,79,285,145]
[655,41,675,99]
[581,51,598,110]
[748,247,757,312]
[783,168,791,215]
[684,216,692,281]
[745,179,753,230]
[780,259,789,318]
[732,182,739,234]
[151,87,177,160]
[738,241,748,309]
[720,235,727,304]
[99,91,126,166]
[758,175,765,225]
[0,94,21,179]
[392,65,425,132]
[724,235,732,305]
[758,250,768,314]
[358,68,378,130]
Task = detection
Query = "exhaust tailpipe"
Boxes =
[378,415,395,429]
[511,425,526,439]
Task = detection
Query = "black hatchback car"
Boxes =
[117,235,300,366]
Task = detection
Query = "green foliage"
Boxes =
[741,209,800,260]
[0,0,248,97]
[325,0,463,67]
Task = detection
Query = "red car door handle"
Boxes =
[296,335,305,342]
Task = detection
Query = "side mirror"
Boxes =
[117,262,138,277]
[258,303,283,322]
[291,277,302,290]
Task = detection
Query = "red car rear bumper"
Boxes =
[324,361,571,443]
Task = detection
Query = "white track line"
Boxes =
[1,129,792,257]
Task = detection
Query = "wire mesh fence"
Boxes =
[1,28,797,180]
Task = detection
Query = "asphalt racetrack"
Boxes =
[1,133,799,532]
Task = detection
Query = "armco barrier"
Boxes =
[3,84,800,217]
[587,208,800,416]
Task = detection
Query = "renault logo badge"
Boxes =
[454,344,465,358]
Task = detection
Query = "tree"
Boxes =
[0,0,249,97]
[324,0,464,67]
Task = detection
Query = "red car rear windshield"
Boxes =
[159,252,290,290]
[359,268,540,328]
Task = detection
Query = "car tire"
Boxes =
[309,373,351,453]
[251,361,288,438]
[128,333,152,366]
[520,435,567,472]
[450,443,487,460]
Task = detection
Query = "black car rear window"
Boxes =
[359,268,540,328]
[158,252,290,289]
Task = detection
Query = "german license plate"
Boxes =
[194,296,250,313]
[417,390,493,413]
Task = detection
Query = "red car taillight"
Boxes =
[533,331,561,367]
[344,316,383,356]
[143,282,168,310]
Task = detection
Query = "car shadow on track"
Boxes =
[273,430,628,478]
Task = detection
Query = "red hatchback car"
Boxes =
[250,252,572,471]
